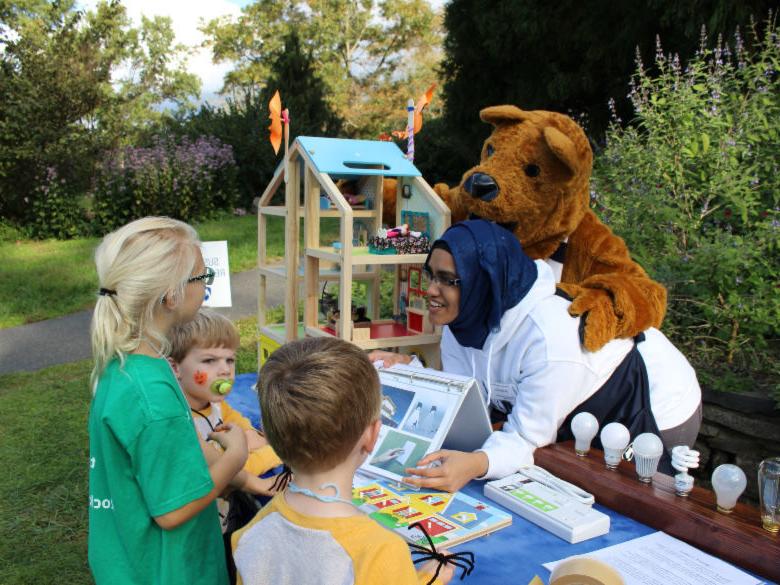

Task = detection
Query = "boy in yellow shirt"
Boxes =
[170,309,282,479]
[232,337,453,585]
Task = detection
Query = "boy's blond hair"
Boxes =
[169,309,240,363]
[90,216,201,391]
[259,337,380,473]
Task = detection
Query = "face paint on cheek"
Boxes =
[193,371,208,385]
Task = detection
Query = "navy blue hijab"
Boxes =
[427,220,537,350]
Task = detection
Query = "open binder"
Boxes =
[361,364,493,483]
[354,365,511,547]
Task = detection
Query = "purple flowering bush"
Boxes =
[592,19,779,402]
[92,135,239,231]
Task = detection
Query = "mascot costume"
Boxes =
[435,105,667,351]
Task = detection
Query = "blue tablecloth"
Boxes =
[228,373,772,584]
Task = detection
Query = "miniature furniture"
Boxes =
[257,136,450,369]
[405,266,433,334]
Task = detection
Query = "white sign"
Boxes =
[201,241,232,307]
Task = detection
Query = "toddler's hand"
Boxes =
[241,474,279,497]
[419,553,455,584]
[209,423,248,460]
[245,429,269,451]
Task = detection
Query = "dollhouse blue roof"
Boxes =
[296,136,422,178]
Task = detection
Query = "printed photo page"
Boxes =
[361,365,475,483]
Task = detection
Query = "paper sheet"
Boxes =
[543,532,762,585]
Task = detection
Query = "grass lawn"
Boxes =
[0,317,260,584]
[0,359,92,584]
[0,214,259,329]
[0,213,339,330]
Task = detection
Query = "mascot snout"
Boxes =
[463,173,499,202]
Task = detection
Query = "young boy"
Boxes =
[232,337,452,585]
[170,309,282,479]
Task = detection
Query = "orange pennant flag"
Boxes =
[376,83,436,141]
[268,90,282,155]
[413,83,436,134]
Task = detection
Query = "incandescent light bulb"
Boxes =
[712,464,747,514]
[571,412,599,457]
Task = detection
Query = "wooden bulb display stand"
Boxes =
[534,441,779,582]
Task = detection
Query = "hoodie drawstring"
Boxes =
[472,342,495,407]
[485,340,494,407]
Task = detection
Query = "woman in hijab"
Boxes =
[370,220,702,492]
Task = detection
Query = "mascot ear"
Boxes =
[480,105,533,126]
[542,126,580,178]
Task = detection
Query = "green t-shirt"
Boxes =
[88,355,228,585]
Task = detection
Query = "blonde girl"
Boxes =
[88,217,247,585]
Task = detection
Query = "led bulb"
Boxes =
[712,464,747,514]
[631,432,664,483]
[600,422,630,470]
[571,412,599,456]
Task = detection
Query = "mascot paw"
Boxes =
[433,183,454,207]
[434,183,468,222]
[568,289,618,352]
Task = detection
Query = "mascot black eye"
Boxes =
[524,164,540,177]
[486,144,495,157]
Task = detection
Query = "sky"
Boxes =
[79,0,251,103]
[79,0,445,105]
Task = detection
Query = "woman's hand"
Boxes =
[367,350,413,368]
[404,450,489,493]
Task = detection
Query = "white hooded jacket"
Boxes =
[439,260,701,480]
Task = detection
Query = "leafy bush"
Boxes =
[91,136,239,232]
[27,167,89,239]
[592,21,780,404]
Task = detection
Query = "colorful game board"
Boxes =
[352,477,512,547]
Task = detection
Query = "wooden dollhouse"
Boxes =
[256,136,450,368]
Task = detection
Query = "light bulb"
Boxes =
[571,412,599,456]
[671,445,700,496]
[711,464,747,514]
[600,422,630,470]
[631,433,664,483]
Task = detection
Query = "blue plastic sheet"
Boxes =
[227,373,772,584]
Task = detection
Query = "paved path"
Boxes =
[0,270,283,375]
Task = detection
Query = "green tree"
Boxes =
[435,0,777,183]
[0,0,199,228]
[170,31,343,208]
[202,0,441,137]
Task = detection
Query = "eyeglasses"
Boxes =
[188,266,215,286]
[422,266,461,289]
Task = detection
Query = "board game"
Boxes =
[353,475,512,548]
